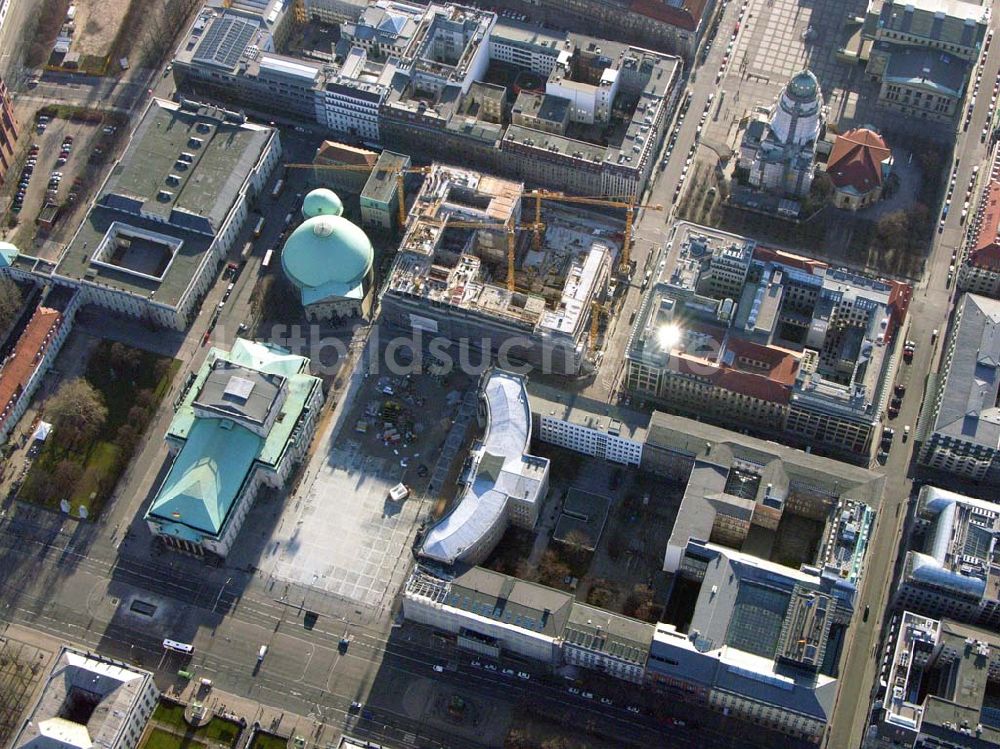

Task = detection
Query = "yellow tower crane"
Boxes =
[433,218,542,293]
[524,190,663,275]
[589,300,610,356]
[283,162,432,228]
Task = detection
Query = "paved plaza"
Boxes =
[263,441,419,609]
[705,0,938,150]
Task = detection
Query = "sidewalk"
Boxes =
[170,678,341,749]
[2,621,340,749]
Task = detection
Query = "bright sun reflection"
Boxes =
[657,323,682,350]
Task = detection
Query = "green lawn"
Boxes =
[147,702,242,748]
[200,719,241,744]
[152,702,188,729]
[19,340,179,518]
[249,731,287,749]
[143,729,207,749]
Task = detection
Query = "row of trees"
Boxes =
[0,277,22,337]
[505,732,582,749]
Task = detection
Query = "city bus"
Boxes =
[262,249,274,269]
[253,215,265,238]
[162,639,194,654]
[271,178,285,200]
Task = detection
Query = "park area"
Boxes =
[140,701,243,749]
[19,338,178,517]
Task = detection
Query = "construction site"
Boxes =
[379,162,654,375]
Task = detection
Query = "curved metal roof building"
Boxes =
[420,369,550,566]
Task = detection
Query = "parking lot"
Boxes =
[5,111,121,258]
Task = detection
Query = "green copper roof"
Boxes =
[147,418,262,535]
[146,338,322,541]
[228,337,309,376]
[302,188,344,218]
[282,214,373,290]
[0,242,18,268]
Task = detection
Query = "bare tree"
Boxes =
[46,379,108,449]
[624,584,656,622]
[50,459,83,501]
[107,342,142,379]
[537,550,571,588]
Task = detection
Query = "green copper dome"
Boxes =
[786,70,818,102]
[302,188,344,218]
[0,241,18,268]
[281,213,373,290]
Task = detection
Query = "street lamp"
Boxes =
[212,577,232,613]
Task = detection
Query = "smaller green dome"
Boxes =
[302,188,343,218]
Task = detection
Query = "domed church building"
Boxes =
[738,69,825,199]
[281,188,374,321]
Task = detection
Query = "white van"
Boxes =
[257,645,268,662]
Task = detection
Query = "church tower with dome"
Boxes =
[738,69,825,200]
[280,188,375,321]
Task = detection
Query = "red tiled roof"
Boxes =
[885,279,913,340]
[753,245,828,274]
[0,307,62,431]
[723,336,800,384]
[715,368,792,405]
[628,0,707,31]
[827,128,891,194]
[971,244,1000,272]
[314,141,378,168]
[969,181,1000,270]
[670,335,798,406]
